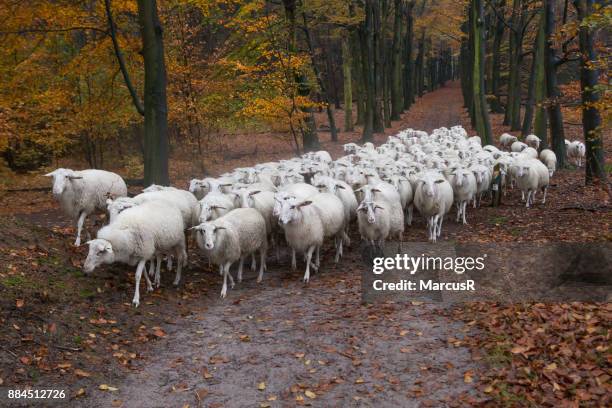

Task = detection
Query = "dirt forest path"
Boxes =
[75,83,485,408]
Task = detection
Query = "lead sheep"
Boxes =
[84,201,186,307]
[413,172,454,242]
[45,168,127,246]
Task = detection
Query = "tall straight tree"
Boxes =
[137,0,169,185]
[341,36,354,132]
[106,0,169,185]
[390,0,403,120]
[402,0,416,110]
[359,0,376,141]
[543,0,565,165]
[574,0,606,183]
[533,5,548,146]
[282,0,319,151]
[470,0,493,144]
[489,0,506,113]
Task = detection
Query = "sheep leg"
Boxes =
[462,201,468,225]
[437,215,444,238]
[521,190,525,202]
[525,191,532,208]
[456,203,462,223]
[250,255,256,271]
[148,260,155,278]
[303,246,315,283]
[220,262,231,298]
[132,260,147,307]
[334,236,340,263]
[541,186,548,204]
[74,211,87,247]
[155,255,162,288]
[143,262,154,292]
[407,204,414,226]
[238,257,245,283]
[343,229,351,247]
[291,249,297,270]
[173,252,183,286]
[257,249,265,283]
[315,246,320,267]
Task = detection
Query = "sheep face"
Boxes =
[357,201,383,224]
[278,199,311,225]
[236,188,261,208]
[514,165,531,178]
[84,239,114,273]
[273,192,295,217]
[194,223,225,250]
[418,177,445,198]
[189,179,209,196]
[45,168,82,197]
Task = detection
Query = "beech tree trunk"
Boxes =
[574,0,606,183]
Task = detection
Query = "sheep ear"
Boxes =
[372,188,381,193]
[44,171,56,177]
[248,190,261,196]
[434,179,445,184]
[68,176,83,180]
[214,226,226,231]
[375,205,385,210]
[298,200,313,208]
[336,184,346,189]
[220,183,233,187]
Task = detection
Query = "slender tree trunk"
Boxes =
[415,30,425,97]
[574,0,606,183]
[390,0,403,119]
[489,0,506,113]
[302,12,337,142]
[372,0,385,133]
[137,0,169,185]
[471,0,493,144]
[533,6,548,146]
[352,32,365,126]
[544,0,565,165]
[342,36,354,132]
[283,0,319,152]
[360,0,375,142]
[521,49,537,136]
[402,1,415,110]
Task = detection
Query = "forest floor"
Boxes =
[0,82,610,407]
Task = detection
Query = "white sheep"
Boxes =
[499,133,518,149]
[45,168,127,246]
[83,201,186,307]
[357,200,390,250]
[358,184,404,246]
[512,159,549,207]
[511,141,528,153]
[469,164,492,208]
[413,172,454,242]
[198,191,235,223]
[313,175,357,244]
[384,174,414,225]
[194,208,267,297]
[447,167,477,224]
[567,141,586,167]
[539,149,557,177]
[525,134,542,150]
[278,193,345,282]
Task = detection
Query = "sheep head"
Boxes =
[44,168,82,197]
[84,239,114,273]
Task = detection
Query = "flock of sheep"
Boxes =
[44,126,587,306]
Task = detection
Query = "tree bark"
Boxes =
[359,0,375,142]
[471,0,493,144]
[574,0,606,183]
[533,6,548,146]
[390,0,403,119]
[544,0,566,165]
[283,0,319,152]
[489,0,506,113]
[137,0,169,185]
[342,36,354,132]
[402,1,416,110]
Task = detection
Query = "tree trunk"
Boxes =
[489,0,506,113]
[521,49,537,136]
[415,30,426,97]
[390,0,403,119]
[402,1,415,110]
[544,0,565,165]
[137,0,169,186]
[574,0,606,183]
[342,36,354,132]
[471,0,493,144]
[283,0,319,152]
[372,0,384,133]
[533,6,548,146]
[359,0,375,142]
[302,12,337,142]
